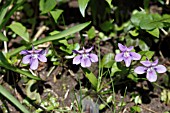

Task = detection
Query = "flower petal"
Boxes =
[140,60,151,67]
[73,50,84,54]
[115,53,124,62]
[130,52,141,60]
[73,50,80,54]
[134,66,147,74]
[118,43,127,51]
[73,55,82,65]
[80,57,91,67]
[89,53,98,62]
[146,69,157,82]
[36,49,45,54]
[22,55,31,64]
[85,46,94,53]
[27,50,34,54]
[34,50,41,53]
[20,50,29,55]
[154,65,167,73]
[30,58,39,70]
[152,59,158,66]
[127,46,133,51]
[124,57,132,67]
[38,54,47,62]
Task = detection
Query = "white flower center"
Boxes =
[32,54,38,59]
[124,51,130,58]
[82,54,88,58]
[147,67,154,73]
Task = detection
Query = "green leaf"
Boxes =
[139,15,155,30]
[50,9,63,23]
[0,0,12,25]
[111,62,121,76]
[131,106,141,112]
[26,80,41,103]
[161,90,167,102]
[106,95,113,103]
[58,39,68,46]
[39,0,57,14]
[139,14,163,30]
[130,11,146,26]
[0,32,8,41]
[134,96,142,104]
[0,52,40,80]
[99,104,106,110]
[65,43,80,59]
[105,0,112,8]
[129,29,139,37]
[8,22,29,42]
[125,36,139,47]
[101,53,114,68]
[0,85,30,113]
[127,74,138,82]
[78,0,90,17]
[7,21,91,57]
[139,40,149,51]
[87,26,96,40]
[100,20,114,32]
[60,44,73,54]
[139,51,155,60]
[147,28,159,38]
[162,14,170,23]
[81,68,98,89]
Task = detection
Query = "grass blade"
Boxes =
[0,0,13,25]
[0,85,30,113]
[7,21,91,57]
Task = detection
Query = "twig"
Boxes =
[64,89,70,100]
[140,105,158,113]
[160,28,168,36]
[3,30,8,53]
[159,50,165,60]
[32,25,48,41]
[29,69,37,76]
[47,66,55,77]
[166,0,169,5]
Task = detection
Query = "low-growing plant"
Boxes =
[0,0,170,112]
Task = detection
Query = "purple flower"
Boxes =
[134,59,167,82]
[115,43,141,67]
[20,47,47,70]
[73,46,98,67]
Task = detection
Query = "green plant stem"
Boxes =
[97,43,103,92]
[117,86,127,113]
[109,69,116,113]
[98,95,112,111]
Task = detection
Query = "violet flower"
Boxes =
[20,47,47,70]
[73,46,98,68]
[115,43,141,67]
[134,59,167,82]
